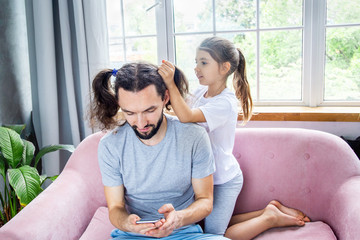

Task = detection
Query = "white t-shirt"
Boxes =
[187,85,241,185]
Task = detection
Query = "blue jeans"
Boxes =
[110,224,229,239]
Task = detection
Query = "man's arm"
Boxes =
[176,174,214,226]
[104,185,163,234]
[146,174,214,237]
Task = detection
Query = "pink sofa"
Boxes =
[1,128,360,239]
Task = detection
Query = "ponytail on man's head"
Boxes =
[233,48,253,124]
[89,69,120,130]
[88,62,189,129]
[172,66,189,105]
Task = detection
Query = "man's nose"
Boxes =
[136,114,147,129]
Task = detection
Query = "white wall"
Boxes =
[240,121,360,139]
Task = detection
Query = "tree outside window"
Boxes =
[106,0,360,106]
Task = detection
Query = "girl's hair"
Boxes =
[198,37,253,123]
[89,62,189,130]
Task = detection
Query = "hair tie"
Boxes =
[112,68,118,77]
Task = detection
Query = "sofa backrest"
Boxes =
[62,131,107,207]
[232,128,360,222]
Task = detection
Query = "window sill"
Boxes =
[238,107,360,122]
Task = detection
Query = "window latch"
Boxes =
[146,1,162,12]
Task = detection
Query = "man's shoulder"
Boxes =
[166,114,207,136]
[100,124,131,145]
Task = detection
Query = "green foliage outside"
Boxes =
[175,0,360,101]
[107,0,360,101]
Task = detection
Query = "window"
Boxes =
[106,0,360,106]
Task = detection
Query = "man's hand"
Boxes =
[104,186,164,235]
[158,60,176,88]
[145,204,182,238]
[125,214,164,235]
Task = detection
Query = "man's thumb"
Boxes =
[158,203,174,214]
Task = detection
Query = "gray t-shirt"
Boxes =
[98,115,215,221]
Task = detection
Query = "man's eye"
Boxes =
[202,62,207,65]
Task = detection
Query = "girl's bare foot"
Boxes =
[263,204,305,228]
[270,200,311,222]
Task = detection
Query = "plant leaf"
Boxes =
[2,124,25,135]
[34,144,75,168]
[0,155,6,179]
[39,174,47,184]
[22,139,35,166]
[0,127,24,168]
[40,174,58,186]
[7,166,43,206]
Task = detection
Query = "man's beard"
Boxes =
[131,113,164,140]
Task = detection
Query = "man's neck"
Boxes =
[139,115,167,146]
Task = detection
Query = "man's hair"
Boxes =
[89,62,189,130]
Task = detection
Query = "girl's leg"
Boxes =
[269,200,310,222]
[228,209,264,227]
[225,201,309,240]
[228,200,310,226]
[204,172,243,235]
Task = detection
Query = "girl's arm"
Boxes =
[158,60,206,123]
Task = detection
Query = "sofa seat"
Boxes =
[255,221,336,239]
[79,207,114,240]
[80,206,337,240]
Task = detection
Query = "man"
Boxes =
[95,62,228,239]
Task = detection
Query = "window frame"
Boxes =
[109,0,360,107]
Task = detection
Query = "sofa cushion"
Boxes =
[79,207,114,240]
[255,221,336,240]
[81,208,336,240]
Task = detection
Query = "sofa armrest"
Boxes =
[0,132,107,240]
[0,169,102,240]
[327,176,360,240]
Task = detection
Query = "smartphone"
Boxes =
[136,219,160,224]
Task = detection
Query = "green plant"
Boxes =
[0,125,75,225]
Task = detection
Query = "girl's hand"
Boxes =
[158,60,176,88]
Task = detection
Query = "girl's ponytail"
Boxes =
[89,69,120,130]
[234,48,253,123]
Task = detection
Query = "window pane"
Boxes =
[109,42,125,65]
[218,33,257,100]
[327,0,360,25]
[123,0,156,35]
[260,0,303,28]
[175,34,212,90]
[173,0,213,33]
[260,30,302,100]
[324,27,360,101]
[125,37,157,63]
[107,0,124,64]
[216,0,256,30]
[107,0,122,38]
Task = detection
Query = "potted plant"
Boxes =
[0,125,75,226]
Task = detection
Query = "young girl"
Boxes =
[158,36,310,239]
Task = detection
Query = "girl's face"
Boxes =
[194,50,224,86]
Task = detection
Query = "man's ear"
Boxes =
[164,89,170,105]
[220,62,231,75]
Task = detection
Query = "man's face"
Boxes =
[118,85,169,140]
